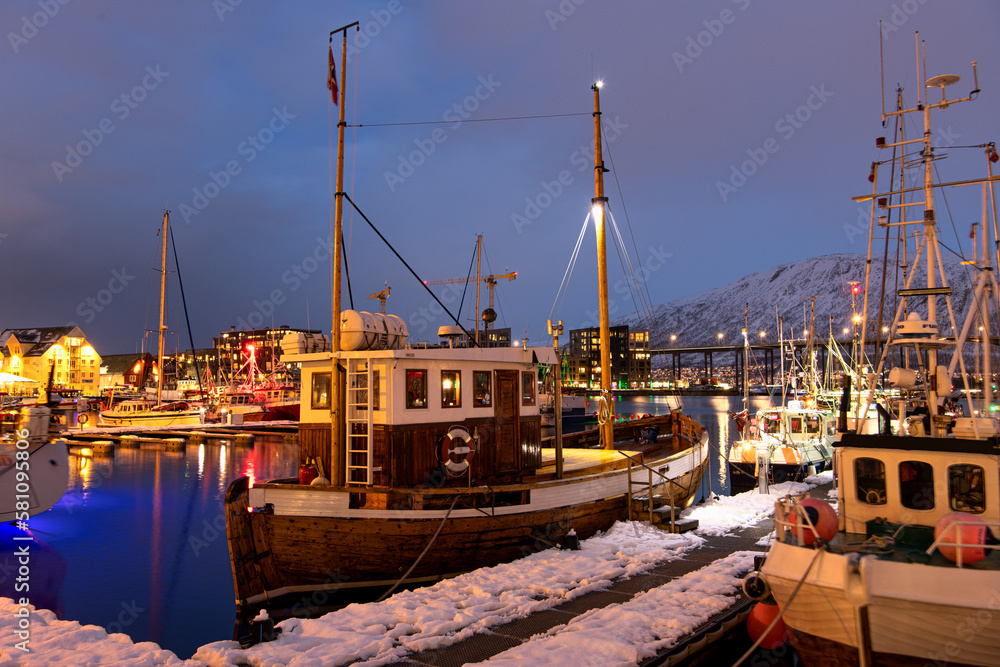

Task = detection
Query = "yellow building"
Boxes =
[0,326,102,393]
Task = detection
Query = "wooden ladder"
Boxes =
[346,358,374,484]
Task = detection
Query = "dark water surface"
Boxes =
[7,395,772,659]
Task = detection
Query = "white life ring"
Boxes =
[440,426,475,476]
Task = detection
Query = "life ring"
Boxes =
[78,414,88,425]
[440,426,475,476]
[865,489,885,504]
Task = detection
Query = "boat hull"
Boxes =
[99,409,203,427]
[0,439,69,522]
[761,540,1000,667]
[225,438,709,609]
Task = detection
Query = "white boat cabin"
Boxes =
[835,433,999,534]
[286,345,556,488]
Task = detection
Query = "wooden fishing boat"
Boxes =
[752,40,1000,666]
[224,29,710,624]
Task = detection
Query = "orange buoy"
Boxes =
[746,600,786,649]
[934,512,989,564]
[792,498,838,546]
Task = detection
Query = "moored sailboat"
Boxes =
[99,211,204,427]
[224,27,709,625]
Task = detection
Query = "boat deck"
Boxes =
[535,447,641,476]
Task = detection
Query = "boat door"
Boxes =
[495,370,520,473]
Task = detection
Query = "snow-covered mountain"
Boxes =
[618,253,979,349]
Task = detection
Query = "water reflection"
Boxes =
[27,434,298,659]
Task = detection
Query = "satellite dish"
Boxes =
[926,74,960,89]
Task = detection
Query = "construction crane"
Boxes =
[367,285,390,314]
[423,270,516,344]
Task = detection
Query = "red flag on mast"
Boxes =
[327,45,338,105]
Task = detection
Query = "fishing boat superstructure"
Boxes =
[754,39,1000,666]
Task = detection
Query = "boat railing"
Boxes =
[924,519,1000,567]
[622,451,679,530]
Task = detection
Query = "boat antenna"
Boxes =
[879,21,886,124]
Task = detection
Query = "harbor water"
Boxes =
[4,394,772,659]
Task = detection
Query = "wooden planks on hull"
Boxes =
[257,495,628,593]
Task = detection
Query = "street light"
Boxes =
[759,331,766,339]
[717,333,724,341]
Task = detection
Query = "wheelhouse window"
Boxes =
[521,371,535,406]
[473,371,492,407]
[406,369,427,409]
[441,370,461,408]
[805,415,820,434]
[855,457,886,505]
[949,464,985,513]
[899,460,934,510]
[311,372,331,410]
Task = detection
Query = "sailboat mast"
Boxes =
[330,23,357,486]
[156,210,168,405]
[591,82,614,450]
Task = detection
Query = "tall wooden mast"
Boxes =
[330,22,357,485]
[592,82,614,450]
[156,210,169,406]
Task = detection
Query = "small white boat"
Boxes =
[0,406,69,523]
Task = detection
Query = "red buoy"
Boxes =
[747,600,786,649]
[792,498,838,546]
[934,512,989,564]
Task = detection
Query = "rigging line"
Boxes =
[454,239,479,329]
[342,193,479,346]
[601,122,653,319]
[606,208,649,329]
[348,111,589,128]
[342,226,354,311]
[607,206,656,330]
[167,224,203,400]
[547,211,590,330]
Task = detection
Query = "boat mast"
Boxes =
[330,23,357,485]
[591,82,614,450]
[156,210,168,406]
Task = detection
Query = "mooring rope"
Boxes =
[377,494,460,602]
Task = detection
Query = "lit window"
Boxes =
[521,371,535,406]
[949,464,985,513]
[406,370,427,409]
[474,371,492,407]
[311,372,331,410]
[855,457,886,505]
[441,370,460,408]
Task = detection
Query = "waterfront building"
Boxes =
[0,326,102,392]
[567,325,651,389]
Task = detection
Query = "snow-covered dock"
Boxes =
[0,474,834,666]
